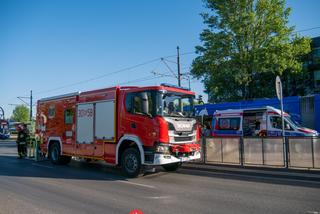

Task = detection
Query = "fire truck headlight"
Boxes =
[155,143,170,154]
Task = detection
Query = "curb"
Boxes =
[181,163,320,182]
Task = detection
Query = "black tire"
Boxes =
[162,162,181,171]
[121,147,141,178]
[60,155,72,165]
[85,158,92,163]
[49,142,71,165]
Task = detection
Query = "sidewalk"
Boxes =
[182,162,320,182]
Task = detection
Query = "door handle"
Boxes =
[131,123,136,129]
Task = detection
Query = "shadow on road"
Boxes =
[0,142,165,183]
[1,141,320,188]
[0,142,130,181]
[0,154,131,181]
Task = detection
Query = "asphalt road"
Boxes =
[0,141,319,214]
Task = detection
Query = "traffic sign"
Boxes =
[275,75,287,167]
[275,76,282,100]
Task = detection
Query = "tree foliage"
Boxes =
[191,0,311,102]
[11,105,29,122]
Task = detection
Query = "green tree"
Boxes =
[11,105,29,122]
[191,0,311,102]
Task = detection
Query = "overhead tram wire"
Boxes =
[119,70,175,85]
[294,26,320,33]
[28,74,171,113]
[33,51,196,96]
[118,75,162,85]
[32,74,169,101]
[32,26,320,96]
[160,58,178,78]
[33,58,160,95]
[32,67,171,101]
[31,76,164,101]
[116,63,168,85]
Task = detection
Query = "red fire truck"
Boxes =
[36,84,201,177]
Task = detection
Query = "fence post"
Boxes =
[202,137,206,164]
[285,137,289,168]
[311,137,315,169]
[221,138,223,163]
[240,137,244,166]
[261,138,265,165]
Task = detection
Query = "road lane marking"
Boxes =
[32,163,54,169]
[116,180,156,189]
[146,196,172,199]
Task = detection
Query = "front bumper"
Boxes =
[147,151,201,165]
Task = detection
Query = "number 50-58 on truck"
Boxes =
[36,84,201,177]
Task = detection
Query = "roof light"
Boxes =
[160,83,190,91]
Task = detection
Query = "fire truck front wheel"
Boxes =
[49,142,71,165]
[121,148,142,178]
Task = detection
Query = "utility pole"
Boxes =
[30,90,33,121]
[177,46,181,87]
[15,90,33,121]
[157,46,190,89]
[177,46,182,111]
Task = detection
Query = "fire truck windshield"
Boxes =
[126,90,194,118]
[156,91,194,118]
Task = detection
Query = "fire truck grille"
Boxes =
[174,136,193,142]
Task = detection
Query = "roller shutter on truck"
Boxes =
[94,101,115,141]
[76,101,115,144]
[76,103,94,144]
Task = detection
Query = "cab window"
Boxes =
[64,109,74,124]
[269,116,293,130]
[48,106,55,118]
[217,117,240,130]
[125,91,155,116]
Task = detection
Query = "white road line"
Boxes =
[146,196,172,199]
[116,180,156,189]
[306,211,319,214]
[31,163,54,169]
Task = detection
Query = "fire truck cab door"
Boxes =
[122,92,157,147]
[76,103,94,156]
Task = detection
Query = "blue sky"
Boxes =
[1,0,320,118]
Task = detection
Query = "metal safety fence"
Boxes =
[199,136,320,170]
[26,137,44,161]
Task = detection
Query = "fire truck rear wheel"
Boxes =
[162,162,181,171]
[60,156,71,165]
[121,147,141,178]
[49,142,71,165]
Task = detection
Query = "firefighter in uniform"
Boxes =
[16,123,29,158]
